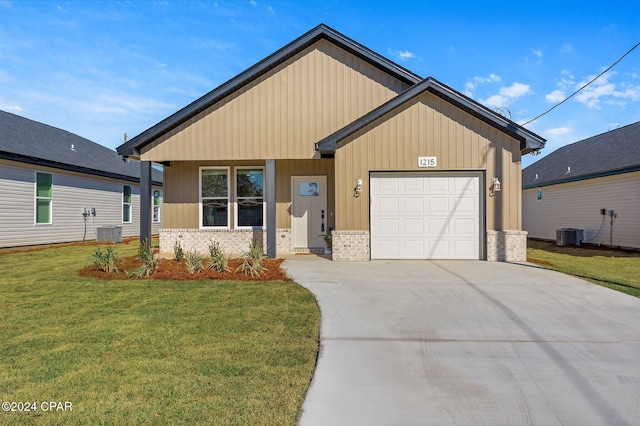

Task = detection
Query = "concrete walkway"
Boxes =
[283,259,640,426]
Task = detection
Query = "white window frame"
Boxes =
[153,189,162,223]
[34,171,53,225]
[234,166,265,229]
[199,166,230,229]
[123,185,132,224]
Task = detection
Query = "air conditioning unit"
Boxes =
[97,225,123,243]
[556,228,584,247]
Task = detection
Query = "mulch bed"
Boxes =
[78,256,291,281]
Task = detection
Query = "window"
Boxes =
[236,168,264,227]
[153,189,161,223]
[200,168,229,227]
[35,172,52,224]
[123,185,132,223]
[537,189,543,201]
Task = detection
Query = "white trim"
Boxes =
[199,166,230,229]
[234,166,266,229]
[34,170,53,225]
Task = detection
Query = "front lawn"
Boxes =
[0,240,319,425]
[527,239,640,298]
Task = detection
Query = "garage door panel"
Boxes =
[428,197,449,214]
[403,218,424,235]
[403,197,425,214]
[371,174,480,260]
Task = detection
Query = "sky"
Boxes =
[1,1,639,168]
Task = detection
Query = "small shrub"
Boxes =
[207,241,230,272]
[185,249,204,274]
[235,239,268,278]
[92,246,119,273]
[173,240,185,261]
[133,238,159,278]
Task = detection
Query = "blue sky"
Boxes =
[1,1,639,167]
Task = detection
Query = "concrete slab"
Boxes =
[284,260,640,426]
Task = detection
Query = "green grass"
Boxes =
[527,240,640,298]
[0,240,319,425]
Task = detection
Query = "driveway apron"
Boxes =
[284,259,640,426]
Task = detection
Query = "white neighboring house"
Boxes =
[0,110,163,248]
[523,121,640,249]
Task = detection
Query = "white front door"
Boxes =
[292,176,327,249]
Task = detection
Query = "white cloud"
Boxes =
[533,49,543,58]
[480,82,531,108]
[1,105,24,112]
[560,43,574,54]
[545,89,565,103]
[250,0,257,6]
[499,82,531,98]
[545,126,571,136]
[387,49,416,62]
[482,94,509,109]
[464,74,501,94]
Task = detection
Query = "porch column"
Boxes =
[266,159,276,258]
[140,161,152,245]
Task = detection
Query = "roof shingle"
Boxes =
[522,121,640,188]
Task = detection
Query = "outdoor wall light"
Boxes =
[492,177,501,192]
[490,177,501,197]
[354,179,363,197]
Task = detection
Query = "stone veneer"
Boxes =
[486,230,527,262]
[332,230,370,261]
[160,229,272,257]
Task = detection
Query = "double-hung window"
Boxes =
[153,189,161,223]
[35,172,52,224]
[123,185,132,223]
[200,167,229,227]
[236,168,264,228]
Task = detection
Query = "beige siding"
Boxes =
[523,171,640,249]
[163,159,334,229]
[140,40,409,162]
[0,159,162,248]
[334,91,522,231]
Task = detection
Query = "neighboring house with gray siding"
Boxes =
[523,121,640,249]
[0,110,163,248]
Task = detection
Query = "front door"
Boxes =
[292,176,327,250]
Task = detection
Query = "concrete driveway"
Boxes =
[283,259,640,426]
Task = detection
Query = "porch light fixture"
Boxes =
[492,177,501,192]
[354,179,363,197]
[490,177,501,197]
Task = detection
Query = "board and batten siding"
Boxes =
[139,39,410,162]
[0,159,162,248]
[523,171,640,249]
[162,159,334,229]
[334,91,522,231]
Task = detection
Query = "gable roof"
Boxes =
[522,121,640,189]
[117,23,422,157]
[0,110,163,185]
[315,77,546,155]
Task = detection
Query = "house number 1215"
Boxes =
[418,157,437,168]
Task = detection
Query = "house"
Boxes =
[0,110,163,248]
[117,24,545,262]
[523,122,640,249]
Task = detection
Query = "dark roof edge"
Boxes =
[0,151,163,186]
[522,165,640,189]
[315,77,546,154]
[117,23,423,157]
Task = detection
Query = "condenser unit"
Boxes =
[97,226,123,243]
[556,228,583,247]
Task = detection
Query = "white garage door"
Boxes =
[370,173,481,259]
